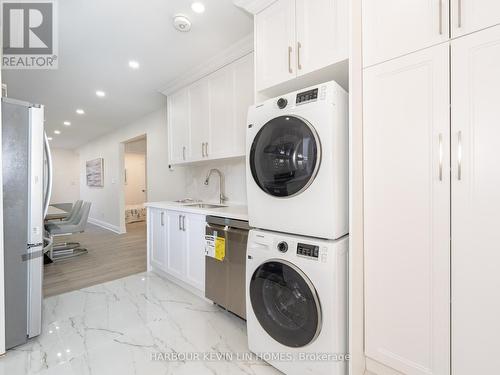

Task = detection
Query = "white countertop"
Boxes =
[145,201,248,221]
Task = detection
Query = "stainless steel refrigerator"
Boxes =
[2,97,52,349]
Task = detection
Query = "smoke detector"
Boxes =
[173,15,192,32]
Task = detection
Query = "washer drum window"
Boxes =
[249,260,322,347]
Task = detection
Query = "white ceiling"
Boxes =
[2,0,253,149]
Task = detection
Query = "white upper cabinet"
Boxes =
[168,88,190,164]
[188,78,210,160]
[255,0,296,91]
[255,0,348,92]
[167,53,254,165]
[232,53,255,155]
[451,25,500,375]
[451,0,500,37]
[363,44,451,375]
[362,0,450,67]
[295,0,347,76]
[208,64,234,160]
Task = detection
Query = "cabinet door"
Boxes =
[168,88,190,163]
[295,0,348,76]
[208,65,234,159]
[363,45,450,375]
[184,214,206,292]
[451,26,500,375]
[451,0,500,38]
[255,0,296,91]
[165,211,186,280]
[362,0,449,67]
[232,53,254,156]
[149,209,166,271]
[188,78,210,161]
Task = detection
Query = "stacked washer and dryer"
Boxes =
[245,80,349,375]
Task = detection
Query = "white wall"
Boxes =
[50,148,80,204]
[77,106,185,232]
[183,158,247,205]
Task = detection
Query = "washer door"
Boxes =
[249,260,322,348]
[250,115,321,197]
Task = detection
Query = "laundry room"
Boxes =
[2,1,500,375]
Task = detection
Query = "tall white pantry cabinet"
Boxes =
[362,2,500,375]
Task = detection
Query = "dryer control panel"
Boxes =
[296,88,318,105]
[297,243,320,259]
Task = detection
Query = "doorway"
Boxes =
[123,136,148,229]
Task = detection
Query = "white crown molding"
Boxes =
[159,33,254,96]
[233,0,276,14]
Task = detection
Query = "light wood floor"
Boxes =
[43,221,147,297]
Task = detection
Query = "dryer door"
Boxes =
[249,115,321,197]
[249,260,322,347]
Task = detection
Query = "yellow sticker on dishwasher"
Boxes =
[215,237,226,261]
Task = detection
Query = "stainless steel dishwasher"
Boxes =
[205,216,250,319]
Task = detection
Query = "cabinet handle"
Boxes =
[182,216,186,231]
[161,212,164,226]
[457,131,463,180]
[205,142,209,157]
[182,146,186,160]
[201,143,205,157]
[178,215,182,230]
[288,46,293,74]
[438,133,443,181]
[438,0,443,35]
[297,42,302,70]
[458,0,462,28]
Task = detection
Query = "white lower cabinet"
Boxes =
[363,24,500,375]
[149,208,166,270]
[184,214,206,292]
[148,208,206,294]
[165,210,186,280]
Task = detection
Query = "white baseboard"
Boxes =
[88,217,124,234]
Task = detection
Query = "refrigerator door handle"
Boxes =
[43,132,53,218]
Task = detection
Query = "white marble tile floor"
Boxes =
[0,272,282,375]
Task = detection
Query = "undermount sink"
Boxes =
[174,198,201,204]
[184,203,228,209]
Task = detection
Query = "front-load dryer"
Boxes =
[246,80,348,240]
[246,229,348,375]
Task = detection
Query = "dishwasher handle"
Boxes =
[206,223,249,237]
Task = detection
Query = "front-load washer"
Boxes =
[246,80,348,240]
[246,229,348,375]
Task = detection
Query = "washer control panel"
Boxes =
[297,243,319,259]
[277,241,289,253]
[277,97,288,109]
[296,88,318,105]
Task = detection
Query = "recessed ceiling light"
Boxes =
[191,2,205,13]
[129,60,140,69]
[54,130,61,135]
[96,90,106,98]
[76,109,85,115]
[63,121,71,126]
[47,137,53,141]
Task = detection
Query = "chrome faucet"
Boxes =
[204,168,228,204]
